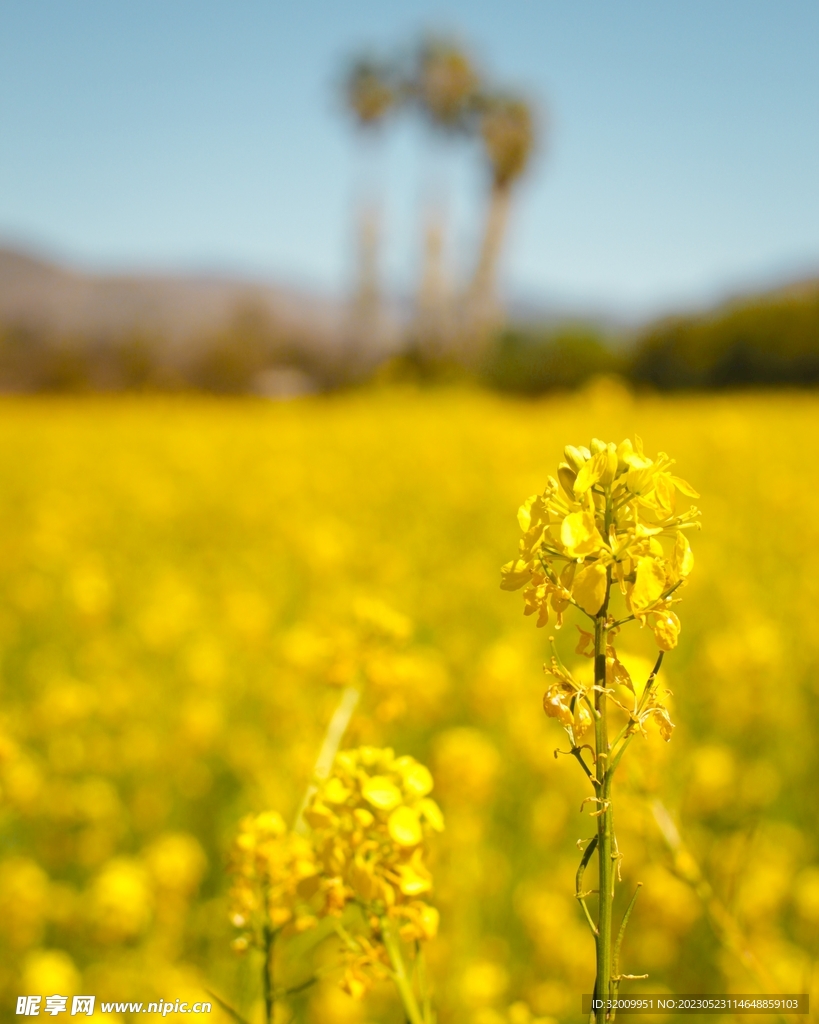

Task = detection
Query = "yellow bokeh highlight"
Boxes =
[0,390,815,1018]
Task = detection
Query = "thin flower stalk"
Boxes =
[381,916,427,1024]
[262,921,275,1024]
[502,437,700,1023]
[293,684,360,835]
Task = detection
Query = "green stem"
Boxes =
[263,924,275,1024]
[293,684,360,834]
[594,567,614,1023]
[415,943,434,1024]
[381,918,426,1024]
[571,745,598,784]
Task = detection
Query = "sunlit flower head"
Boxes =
[501,436,700,650]
[228,811,319,951]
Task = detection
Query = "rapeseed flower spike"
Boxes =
[575,703,593,738]
[393,900,439,942]
[503,435,701,1022]
[396,861,431,896]
[227,812,320,953]
[339,934,390,999]
[289,746,443,1003]
[502,437,698,654]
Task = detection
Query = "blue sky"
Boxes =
[1,0,818,315]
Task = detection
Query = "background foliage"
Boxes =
[3,281,819,395]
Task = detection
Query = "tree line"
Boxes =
[2,280,818,394]
[484,283,819,394]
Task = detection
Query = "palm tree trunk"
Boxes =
[414,203,451,357]
[347,130,386,375]
[354,200,381,337]
[464,181,512,360]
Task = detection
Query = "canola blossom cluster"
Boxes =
[228,747,443,998]
[228,811,319,952]
[306,746,443,934]
[501,437,700,651]
[502,437,699,747]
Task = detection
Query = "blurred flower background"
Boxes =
[0,3,818,1022]
[1,389,818,1021]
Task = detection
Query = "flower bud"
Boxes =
[557,462,577,497]
[599,444,618,486]
[563,445,587,471]
[616,438,633,473]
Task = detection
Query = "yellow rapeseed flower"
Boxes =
[501,436,700,650]
[228,810,319,952]
[305,747,443,918]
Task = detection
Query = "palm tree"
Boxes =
[416,37,479,130]
[343,58,397,369]
[410,39,481,358]
[464,94,536,357]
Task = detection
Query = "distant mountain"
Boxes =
[0,246,352,355]
[0,244,661,354]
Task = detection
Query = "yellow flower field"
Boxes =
[0,383,817,1022]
